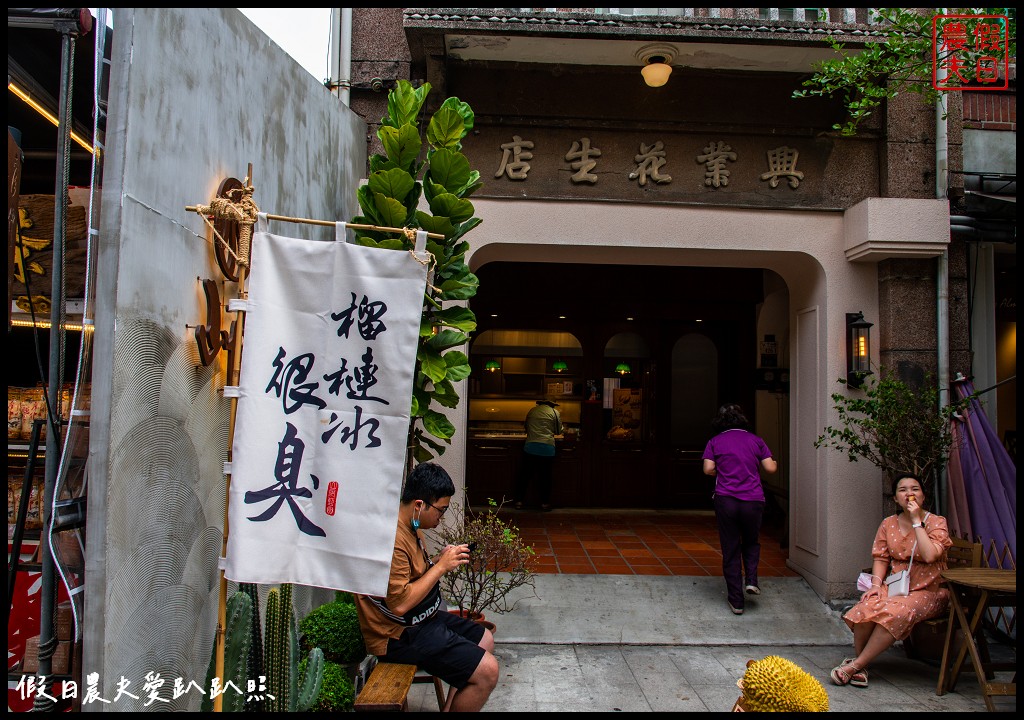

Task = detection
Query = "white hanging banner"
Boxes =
[225,224,428,595]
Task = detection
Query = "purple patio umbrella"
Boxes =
[945,376,1016,569]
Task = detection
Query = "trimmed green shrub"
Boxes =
[299,601,365,663]
[334,590,356,605]
[300,658,355,712]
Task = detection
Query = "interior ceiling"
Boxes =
[8,12,106,193]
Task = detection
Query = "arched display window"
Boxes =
[602,332,650,442]
[670,333,719,448]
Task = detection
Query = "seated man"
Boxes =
[354,462,498,712]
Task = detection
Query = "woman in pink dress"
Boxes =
[831,472,953,688]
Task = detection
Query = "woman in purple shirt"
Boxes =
[702,404,778,615]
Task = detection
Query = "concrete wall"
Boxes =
[86,8,366,708]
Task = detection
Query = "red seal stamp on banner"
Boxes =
[325,481,339,516]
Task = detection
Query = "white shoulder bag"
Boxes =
[884,539,917,597]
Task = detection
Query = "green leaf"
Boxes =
[439,271,479,300]
[428,193,475,223]
[439,96,475,136]
[373,192,411,228]
[430,378,461,407]
[427,149,472,194]
[415,430,449,454]
[422,180,445,205]
[379,124,423,171]
[423,409,456,440]
[415,211,457,237]
[413,443,436,463]
[384,79,430,128]
[435,307,477,332]
[367,168,415,202]
[427,329,469,351]
[427,106,466,149]
[369,155,400,174]
[418,347,448,383]
[443,352,472,381]
[356,186,382,224]
[356,236,406,250]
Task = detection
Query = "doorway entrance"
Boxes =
[466,261,787,511]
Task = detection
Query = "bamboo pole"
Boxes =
[184,207,445,239]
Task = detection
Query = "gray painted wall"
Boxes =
[87,8,366,708]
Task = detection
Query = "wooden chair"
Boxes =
[903,536,984,662]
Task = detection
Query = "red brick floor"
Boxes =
[500,508,799,577]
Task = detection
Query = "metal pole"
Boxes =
[33,24,76,712]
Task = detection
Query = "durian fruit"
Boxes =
[739,655,830,712]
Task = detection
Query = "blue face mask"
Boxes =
[411,518,420,530]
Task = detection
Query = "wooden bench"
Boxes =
[354,661,451,712]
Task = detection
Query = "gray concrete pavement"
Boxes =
[405,575,1015,712]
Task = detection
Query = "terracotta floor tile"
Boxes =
[499,510,788,577]
[631,565,673,576]
[619,548,657,559]
[610,541,647,550]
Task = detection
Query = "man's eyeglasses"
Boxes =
[426,501,449,516]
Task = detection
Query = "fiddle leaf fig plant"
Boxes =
[350,80,482,463]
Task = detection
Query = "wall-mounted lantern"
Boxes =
[846,312,873,388]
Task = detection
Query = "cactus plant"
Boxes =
[204,583,324,712]
[201,591,252,712]
[239,582,265,712]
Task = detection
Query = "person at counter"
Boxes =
[514,399,563,512]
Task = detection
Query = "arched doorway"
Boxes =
[466,260,770,509]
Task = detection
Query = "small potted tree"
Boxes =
[432,498,538,632]
[814,366,973,513]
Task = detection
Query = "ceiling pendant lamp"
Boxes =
[552,360,568,373]
[485,360,501,373]
[615,362,632,376]
[636,43,678,88]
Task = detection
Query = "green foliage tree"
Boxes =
[794,8,1016,136]
[814,367,974,503]
[350,80,482,465]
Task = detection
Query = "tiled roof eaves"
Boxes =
[402,8,888,44]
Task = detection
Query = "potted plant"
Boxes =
[432,498,538,630]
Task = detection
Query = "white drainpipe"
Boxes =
[935,57,949,515]
[330,8,352,106]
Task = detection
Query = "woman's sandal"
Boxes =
[841,658,868,688]
[831,660,869,688]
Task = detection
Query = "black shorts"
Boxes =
[380,611,486,690]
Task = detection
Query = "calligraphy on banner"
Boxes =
[224,224,428,595]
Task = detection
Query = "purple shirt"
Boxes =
[702,429,773,502]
